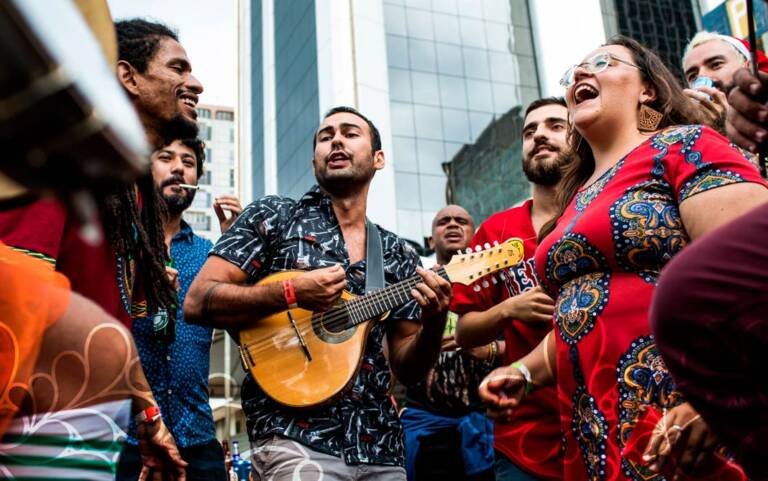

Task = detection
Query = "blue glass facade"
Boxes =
[251,0,264,198]
[384,0,539,242]
[274,0,320,198]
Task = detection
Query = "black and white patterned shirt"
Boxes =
[211,186,421,466]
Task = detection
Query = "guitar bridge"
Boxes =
[287,310,312,361]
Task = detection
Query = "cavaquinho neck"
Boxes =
[343,266,449,326]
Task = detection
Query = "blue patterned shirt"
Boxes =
[127,221,216,447]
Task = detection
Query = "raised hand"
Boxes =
[726,68,768,152]
[213,195,244,233]
[685,86,728,131]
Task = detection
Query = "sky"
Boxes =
[107,0,236,107]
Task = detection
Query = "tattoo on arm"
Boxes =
[201,282,223,320]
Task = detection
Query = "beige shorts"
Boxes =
[250,435,406,481]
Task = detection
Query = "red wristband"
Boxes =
[282,279,298,309]
[135,405,161,424]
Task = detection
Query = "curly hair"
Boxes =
[115,18,178,73]
[179,138,206,178]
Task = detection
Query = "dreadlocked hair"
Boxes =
[115,18,179,73]
[101,173,177,321]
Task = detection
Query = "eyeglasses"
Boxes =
[559,52,643,88]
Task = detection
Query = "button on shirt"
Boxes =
[127,221,216,447]
[211,186,422,466]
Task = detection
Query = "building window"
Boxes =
[199,171,211,185]
[229,169,235,188]
[215,111,234,121]
[229,128,235,143]
[205,148,213,163]
[192,192,211,209]
[185,212,211,232]
[199,124,212,140]
[197,108,211,119]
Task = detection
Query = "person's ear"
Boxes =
[373,150,385,171]
[116,60,140,96]
[427,236,435,250]
[639,84,657,105]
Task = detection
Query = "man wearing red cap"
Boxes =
[682,31,768,133]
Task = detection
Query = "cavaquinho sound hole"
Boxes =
[312,304,356,344]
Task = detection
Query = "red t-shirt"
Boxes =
[451,199,563,481]
[0,197,132,327]
[534,125,764,480]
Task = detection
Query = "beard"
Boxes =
[158,176,195,215]
[714,78,732,94]
[315,151,376,196]
[163,192,195,216]
[523,149,567,186]
[158,113,199,146]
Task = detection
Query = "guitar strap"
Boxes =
[365,219,385,293]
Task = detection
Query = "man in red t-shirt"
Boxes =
[452,97,569,481]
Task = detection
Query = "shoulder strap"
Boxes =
[365,219,385,293]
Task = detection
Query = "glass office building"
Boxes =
[606,0,699,78]
[243,0,541,246]
[384,0,539,243]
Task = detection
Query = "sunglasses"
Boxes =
[560,52,643,88]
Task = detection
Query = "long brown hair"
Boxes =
[539,35,706,241]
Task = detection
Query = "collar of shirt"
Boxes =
[172,219,195,243]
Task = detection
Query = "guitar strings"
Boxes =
[240,275,426,356]
[240,243,525,357]
[240,252,518,357]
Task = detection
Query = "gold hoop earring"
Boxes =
[638,104,663,132]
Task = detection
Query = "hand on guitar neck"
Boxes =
[410,266,452,323]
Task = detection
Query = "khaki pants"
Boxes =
[251,435,406,481]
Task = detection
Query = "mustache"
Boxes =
[160,175,186,189]
[325,149,351,162]
[532,140,560,155]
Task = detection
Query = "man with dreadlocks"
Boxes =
[0,18,202,478]
[0,2,188,479]
[0,18,199,330]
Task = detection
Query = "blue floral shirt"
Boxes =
[127,221,216,447]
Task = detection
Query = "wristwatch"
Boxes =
[135,405,162,424]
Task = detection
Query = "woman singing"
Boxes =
[479,36,768,480]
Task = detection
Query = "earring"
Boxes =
[638,103,663,132]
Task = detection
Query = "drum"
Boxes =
[0,0,149,196]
